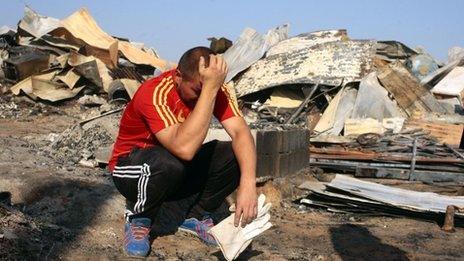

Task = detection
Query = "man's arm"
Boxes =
[222,116,258,227]
[155,55,227,161]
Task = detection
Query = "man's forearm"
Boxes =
[231,129,257,186]
[173,87,218,157]
[230,125,258,227]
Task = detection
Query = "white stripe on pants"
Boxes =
[112,163,151,221]
[134,163,151,214]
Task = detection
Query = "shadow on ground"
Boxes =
[330,224,409,261]
[211,247,263,261]
[2,178,116,259]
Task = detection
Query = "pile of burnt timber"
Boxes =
[310,129,464,183]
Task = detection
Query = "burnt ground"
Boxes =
[1,95,464,260]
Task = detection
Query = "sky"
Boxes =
[1,0,463,63]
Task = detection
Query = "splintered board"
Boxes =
[403,119,464,147]
[377,61,447,116]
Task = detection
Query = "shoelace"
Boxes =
[130,225,150,240]
[201,218,214,229]
[195,221,216,244]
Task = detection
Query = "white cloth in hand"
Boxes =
[209,194,272,260]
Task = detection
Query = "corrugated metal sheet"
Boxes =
[224,25,289,83]
[234,39,377,98]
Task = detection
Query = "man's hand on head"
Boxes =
[198,54,228,93]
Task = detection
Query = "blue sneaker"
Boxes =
[124,218,151,257]
[178,217,218,246]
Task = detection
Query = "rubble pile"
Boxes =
[0,95,63,119]
[229,30,464,129]
[0,7,169,103]
[49,110,121,167]
[0,95,21,119]
[212,27,464,185]
[51,124,112,164]
[1,7,463,179]
[311,130,464,183]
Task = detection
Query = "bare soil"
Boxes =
[1,96,464,260]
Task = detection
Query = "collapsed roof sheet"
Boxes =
[375,41,417,61]
[18,6,60,38]
[431,66,464,102]
[10,71,84,102]
[0,25,16,35]
[351,72,405,120]
[223,25,289,83]
[234,39,376,98]
[18,7,168,71]
[266,29,348,57]
[118,40,169,71]
[49,8,119,68]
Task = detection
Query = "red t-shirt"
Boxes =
[108,69,242,171]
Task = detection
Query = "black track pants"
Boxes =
[112,140,240,222]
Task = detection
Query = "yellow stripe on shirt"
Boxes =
[222,84,242,117]
[152,77,171,126]
[157,77,176,126]
[163,83,178,124]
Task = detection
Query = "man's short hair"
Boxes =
[178,46,215,80]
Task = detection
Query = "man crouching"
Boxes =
[108,47,258,257]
